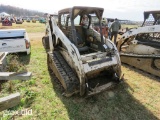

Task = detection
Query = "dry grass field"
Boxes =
[0,22,160,120]
[0,21,45,33]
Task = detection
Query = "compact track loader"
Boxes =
[42,6,122,97]
[117,10,160,77]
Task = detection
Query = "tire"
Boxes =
[42,36,50,49]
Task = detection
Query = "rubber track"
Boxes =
[49,51,79,94]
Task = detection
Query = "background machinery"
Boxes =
[32,18,36,23]
[117,10,160,77]
[15,18,23,24]
[2,17,12,26]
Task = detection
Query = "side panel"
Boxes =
[125,44,160,55]
[121,56,160,77]
[121,25,160,40]
[0,39,26,53]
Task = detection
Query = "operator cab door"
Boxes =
[60,13,70,35]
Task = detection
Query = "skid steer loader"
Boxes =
[42,6,122,97]
[117,10,160,77]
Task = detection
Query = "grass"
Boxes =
[0,21,45,33]
[0,22,160,120]
[0,22,137,33]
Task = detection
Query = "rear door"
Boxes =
[0,29,27,53]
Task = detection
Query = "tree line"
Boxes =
[0,4,44,17]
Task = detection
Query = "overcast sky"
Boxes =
[1,0,160,21]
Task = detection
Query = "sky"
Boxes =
[0,0,160,21]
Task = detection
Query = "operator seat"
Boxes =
[76,31,89,52]
[68,27,89,52]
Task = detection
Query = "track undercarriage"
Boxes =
[47,51,79,97]
[47,50,118,97]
